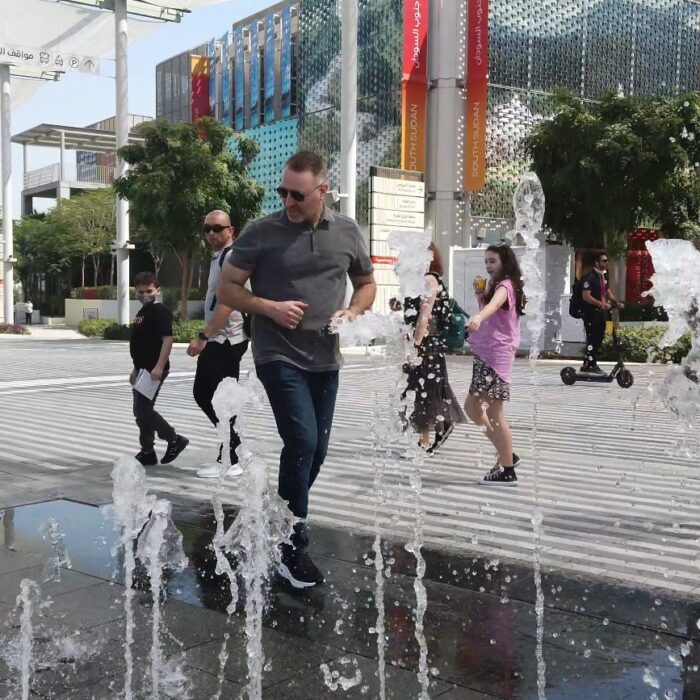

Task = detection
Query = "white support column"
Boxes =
[59,130,66,181]
[22,143,27,177]
[115,0,130,325]
[339,0,358,220]
[425,0,468,276]
[1,63,13,325]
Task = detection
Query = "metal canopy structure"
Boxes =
[50,0,189,22]
[12,123,145,153]
[0,0,229,324]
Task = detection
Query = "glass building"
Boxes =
[155,0,700,232]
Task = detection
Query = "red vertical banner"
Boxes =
[401,0,429,173]
[465,0,489,191]
[191,55,210,122]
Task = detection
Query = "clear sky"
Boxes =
[10,0,271,214]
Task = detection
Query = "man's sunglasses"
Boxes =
[203,224,230,234]
[276,183,324,202]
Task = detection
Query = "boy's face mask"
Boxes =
[137,291,159,305]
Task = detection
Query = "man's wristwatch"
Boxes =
[197,332,209,341]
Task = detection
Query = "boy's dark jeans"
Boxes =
[256,361,339,551]
[193,339,248,460]
[132,371,177,452]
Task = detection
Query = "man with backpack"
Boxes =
[573,251,622,374]
[186,210,249,477]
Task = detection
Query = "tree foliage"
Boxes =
[523,91,700,253]
[114,117,264,318]
[49,188,115,286]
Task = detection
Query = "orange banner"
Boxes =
[401,0,429,173]
[465,0,489,191]
[190,55,210,122]
[401,81,428,173]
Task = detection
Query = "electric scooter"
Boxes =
[560,308,634,388]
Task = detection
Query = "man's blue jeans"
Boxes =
[256,361,339,550]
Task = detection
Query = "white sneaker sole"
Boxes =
[479,480,518,487]
[277,563,318,589]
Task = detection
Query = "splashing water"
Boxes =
[510,172,547,699]
[406,470,430,700]
[320,657,363,691]
[645,239,700,437]
[329,228,432,696]
[388,229,433,300]
[109,457,155,700]
[136,498,188,699]
[40,518,72,583]
[17,578,40,700]
[210,374,297,700]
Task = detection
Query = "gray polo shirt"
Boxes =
[229,208,374,371]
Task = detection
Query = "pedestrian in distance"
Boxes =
[187,210,249,479]
[129,271,189,467]
[579,250,623,374]
[402,242,466,453]
[25,300,33,325]
[216,151,376,589]
[465,243,524,486]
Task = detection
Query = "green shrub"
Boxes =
[0,323,30,335]
[78,318,117,337]
[79,317,203,342]
[619,303,668,323]
[104,323,132,341]
[172,320,205,343]
[596,326,692,363]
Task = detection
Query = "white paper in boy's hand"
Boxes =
[134,369,161,400]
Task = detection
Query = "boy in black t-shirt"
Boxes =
[129,272,188,466]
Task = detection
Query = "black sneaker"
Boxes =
[480,466,518,486]
[135,450,158,466]
[431,422,454,452]
[161,435,189,464]
[489,452,521,474]
[278,547,325,589]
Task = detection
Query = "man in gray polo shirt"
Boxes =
[217,151,376,588]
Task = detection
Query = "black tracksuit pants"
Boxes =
[193,339,249,460]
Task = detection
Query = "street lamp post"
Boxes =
[1,63,13,325]
[115,0,130,325]
[340,0,358,220]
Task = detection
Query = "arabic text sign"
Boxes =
[0,45,99,74]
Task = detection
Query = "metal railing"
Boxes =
[23,163,116,189]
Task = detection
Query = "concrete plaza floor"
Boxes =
[0,336,698,698]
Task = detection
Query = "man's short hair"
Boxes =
[134,271,159,288]
[285,151,326,179]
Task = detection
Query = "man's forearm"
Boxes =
[218,281,276,318]
[348,282,377,315]
[157,337,173,368]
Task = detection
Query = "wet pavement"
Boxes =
[0,498,698,699]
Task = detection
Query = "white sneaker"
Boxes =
[196,462,243,479]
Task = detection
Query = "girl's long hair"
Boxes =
[483,243,526,316]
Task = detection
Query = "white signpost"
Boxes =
[0,44,100,74]
[369,166,426,313]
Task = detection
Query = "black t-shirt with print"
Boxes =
[130,303,173,371]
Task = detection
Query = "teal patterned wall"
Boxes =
[242,118,300,214]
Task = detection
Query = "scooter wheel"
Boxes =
[561,367,577,385]
[616,369,634,388]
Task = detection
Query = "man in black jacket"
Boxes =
[580,251,621,373]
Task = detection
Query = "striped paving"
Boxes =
[0,339,698,595]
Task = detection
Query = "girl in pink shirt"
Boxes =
[465,244,524,486]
